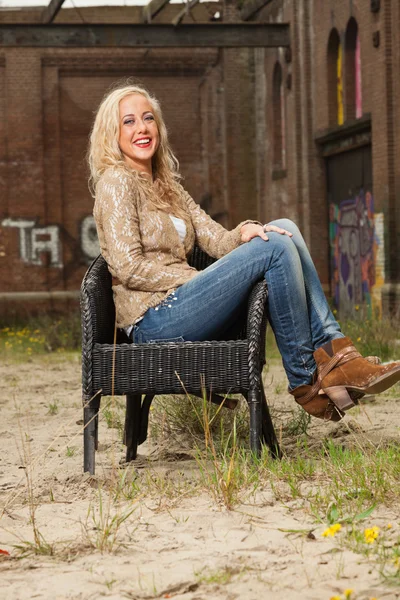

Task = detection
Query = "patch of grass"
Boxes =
[381,381,400,399]
[47,401,59,416]
[262,440,400,522]
[338,309,400,361]
[196,566,238,585]
[189,394,261,509]
[81,486,137,553]
[284,406,311,436]
[103,407,123,436]
[12,417,56,557]
[0,312,81,357]
[65,446,76,457]
[266,326,281,360]
[151,393,250,454]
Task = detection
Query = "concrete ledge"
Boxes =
[0,291,80,301]
[0,291,80,318]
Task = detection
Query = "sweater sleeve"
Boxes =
[183,191,261,259]
[95,172,196,292]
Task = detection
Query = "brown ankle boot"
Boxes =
[290,384,345,421]
[289,352,384,421]
[315,337,400,411]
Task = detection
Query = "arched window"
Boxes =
[272,62,286,170]
[327,28,343,126]
[345,18,362,120]
[355,31,362,118]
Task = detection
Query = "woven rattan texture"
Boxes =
[92,340,250,396]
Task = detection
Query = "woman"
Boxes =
[89,83,400,422]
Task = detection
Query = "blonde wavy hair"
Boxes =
[88,82,186,216]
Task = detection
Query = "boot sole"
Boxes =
[335,366,400,397]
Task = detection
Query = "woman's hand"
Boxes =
[240,223,293,243]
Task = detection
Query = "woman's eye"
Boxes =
[124,119,134,125]
[145,115,154,121]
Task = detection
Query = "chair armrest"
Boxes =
[81,255,116,400]
[246,280,268,369]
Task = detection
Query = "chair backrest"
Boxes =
[81,254,116,346]
[188,245,216,270]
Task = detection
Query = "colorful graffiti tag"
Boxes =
[329,191,384,315]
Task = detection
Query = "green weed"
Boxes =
[82,486,137,553]
[47,401,59,416]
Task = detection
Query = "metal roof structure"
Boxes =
[0,0,290,48]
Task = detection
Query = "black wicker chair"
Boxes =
[81,246,281,474]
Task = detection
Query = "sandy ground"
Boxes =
[0,353,400,600]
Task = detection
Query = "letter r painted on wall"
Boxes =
[2,218,63,268]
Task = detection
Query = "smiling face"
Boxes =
[118,93,160,177]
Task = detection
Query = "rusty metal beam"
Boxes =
[241,0,274,22]
[142,0,171,24]
[0,23,290,48]
[172,0,200,27]
[41,0,66,24]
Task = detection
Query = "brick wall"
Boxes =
[253,0,400,311]
[1,1,399,315]
[0,5,234,308]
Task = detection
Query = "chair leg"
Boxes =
[124,394,142,463]
[84,406,98,475]
[138,394,155,445]
[247,390,262,457]
[94,413,99,451]
[261,387,282,459]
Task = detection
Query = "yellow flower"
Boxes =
[355,305,360,310]
[333,309,337,315]
[322,523,342,537]
[344,590,354,599]
[364,526,380,544]
[387,523,392,529]
[357,337,361,342]
[330,596,342,600]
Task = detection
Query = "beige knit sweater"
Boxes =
[93,167,257,328]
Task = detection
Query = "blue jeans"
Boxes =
[132,219,343,389]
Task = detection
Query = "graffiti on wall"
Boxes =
[2,218,62,268]
[2,215,100,268]
[329,190,384,314]
[80,216,100,262]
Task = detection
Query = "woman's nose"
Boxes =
[137,118,148,133]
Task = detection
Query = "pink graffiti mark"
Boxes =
[329,190,375,310]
